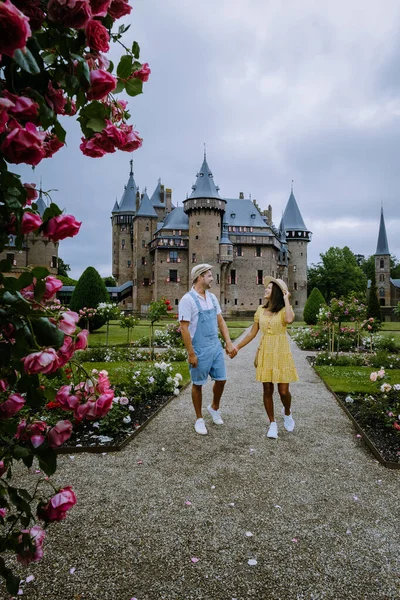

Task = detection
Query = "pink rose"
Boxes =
[75,329,89,351]
[108,0,131,20]
[43,133,65,158]
[27,421,47,448]
[96,371,111,394]
[89,0,111,17]
[56,336,75,369]
[23,182,39,203]
[58,310,79,335]
[55,386,80,411]
[3,92,39,121]
[38,486,76,522]
[0,0,31,58]
[12,0,45,31]
[0,508,7,518]
[76,389,114,420]
[22,348,59,374]
[133,63,151,82]
[86,69,116,101]
[0,379,7,392]
[369,372,377,382]
[47,420,73,448]
[377,369,385,379]
[86,19,110,52]
[45,81,67,115]
[0,460,7,477]
[1,121,46,166]
[17,525,46,565]
[20,211,43,234]
[117,123,142,152]
[0,393,26,420]
[80,135,107,157]
[394,421,400,431]
[43,214,82,242]
[0,97,14,134]
[47,0,92,29]
[43,276,63,300]
[89,130,116,154]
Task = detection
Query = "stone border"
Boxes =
[309,357,400,470]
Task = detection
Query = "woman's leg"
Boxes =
[278,383,292,415]
[262,382,275,421]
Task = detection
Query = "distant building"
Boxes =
[111,156,311,317]
[0,190,58,276]
[374,207,400,318]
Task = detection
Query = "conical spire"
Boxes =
[112,198,119,213]
[136,189,158,217]
[36,188,47,216]
[118,161,138,212]
[189,155,221,200]
[280,189,308,231]
[375,206,390,255]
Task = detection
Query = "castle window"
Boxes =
[293,265,297,272]
[255,246,262,257]
[121,239,126,250]
[192,253,197,263]
[142,240,146,247]
[379,274,385,282]
[6,253,14,265]
[295,301,298,305]
[127,260,131,267]
[197,221,200,226]
[196,235,199,240]
[243,227,247,232]
[379,287,385,297]
[141,257,146,265]
[169,250,178,263]
[143,278,150,286]
[236,246,243,257]
[227,246,232,256]
[257,270,263,285]
[175,299,179,305]
[259,298,263,305]
[179,230,182,235]
[380,259,384,269]
[294,282,298,290]
[145,226,149,231]
[121,225,126,232]
[173,230,176,235]
[230,269,237,285]
[169,269,178,283]
[51,256,57,268]
[250,227,253,232]
[216,273,220,284]
[234,299,238,305]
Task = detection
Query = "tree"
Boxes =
[70,267,109,331]
[367,270,382,321]
[57,257,71,278]
[303,288,326,325]
[103,276,117,287]
[390,256,400,279]
[307,247,367,301]
[358,255,375,281]
[148,297,173,358]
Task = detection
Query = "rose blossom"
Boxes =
[43,276,63,300]
[76,389,114,420]
[0,460,6,477]
[0,393,26,420]
[43,214,82,242]
[75,329,89,351]
[23,182,39,203]
[0,379,7,392]
[394,421,400,431]
[47,0,92,29]
[108,0,131,20]
[377,369,385,378]
[3,92,39,121]
[369,372,377,382]
[58,310,79,335]
[133,63,151,82]
[21,211,43,234]
[57,336,75,369]
[0,97,14,134]
[90,0,111,16]
[117,123,142,152]
[38,486,76,522]
[0,122,46,166]
[0,508,7,518]
[0,0,32,58]
[86,18,110,52]
[47,420,73,448]
[16,420,48,448]
[43,133,65,158]
[45,81,67,115]
[16,525,46,565]
[380,383,392,393]
[12,0,45,30]
[80,135,107,157]
[55,386,80,411]
[22,348,59,374]
[86,69,116,101]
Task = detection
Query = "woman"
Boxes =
[233,276,298,438]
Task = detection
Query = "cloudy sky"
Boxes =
[15,0,400,279]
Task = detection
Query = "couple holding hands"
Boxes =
[179,264,298,438]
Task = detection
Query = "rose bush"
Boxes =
[0,0,149,593]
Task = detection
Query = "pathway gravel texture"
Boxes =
[1,334,399,600]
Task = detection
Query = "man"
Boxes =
[179,264,236,435]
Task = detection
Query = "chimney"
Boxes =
[135,190,140,212]
[160,184,165,204]
[239,192,244,199]
[166,188,172,213]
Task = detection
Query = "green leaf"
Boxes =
[42,202,63,222]
[125,78,143,97]
[37,449,57,476]
[87,118,106,133]
[42,52,56,65]
[31,266,49,279]
[32,317,65,349]
[34,278,45,302]
[17,272,34,290]
[132,41,140,58]
[117,55,133,79]
[84,101,108,119]
[2,277,19,292]
[13,48,40,75]
[53,120,67,143]
[12,446,32,460]
[22,455,34,469]
[114,80,125,94]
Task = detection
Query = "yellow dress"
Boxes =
[254,306,299,383]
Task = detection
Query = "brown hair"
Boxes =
[263,282,284,313]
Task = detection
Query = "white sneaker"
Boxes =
[267,421,278,438]
[194,418,208,435]
[282,408,295,432]
[207,404,224,425]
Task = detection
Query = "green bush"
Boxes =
[70,267,109,331]
[304,288,326,325]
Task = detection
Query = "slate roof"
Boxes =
[189,156,221,200]
[150,179,165,207]
[136,190,158,218]
[36,190,48,216]
[280,191,308,231]
[391,279,400,288]
[158,207,188,230]
[376,207,390,255]
[118,167,138,213]
[223,198,266,228]
[112,200,119,213]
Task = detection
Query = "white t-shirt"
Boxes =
[179,288,222,339]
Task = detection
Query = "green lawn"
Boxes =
[315,365,400,393]
[81,360,191,387]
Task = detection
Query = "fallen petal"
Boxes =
[248,559,257,566]
[185,501,192,506]
[26,575,35,583]
[356,434,362,439]
[211,485,216,490]
[292,538,298,543]
[69,567,76,575]
[69,456,75,460]
[274,505,282,509]
[137,460,143,465]
[346,529,352,535]
[191,557,199,563]
[245,531,253,537]
[229,502,235,507]
[353,496,359,501]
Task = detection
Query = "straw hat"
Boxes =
[263,276,288,294]
[191,263,213,283]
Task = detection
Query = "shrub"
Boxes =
[70,267,109,331]
[304,288,326,325]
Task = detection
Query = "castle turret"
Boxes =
[183,152,226,299]
[280,186,311,318]
[111,160,137,284]
[132,190,158,311]
[375,206,391,306]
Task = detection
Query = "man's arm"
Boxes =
[217,313,235,356]
[180,321,198,368]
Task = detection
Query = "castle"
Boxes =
[373,207,400,317]
[111,156,312,318]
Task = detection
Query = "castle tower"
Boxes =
[280,186,311,318]
[219,223,233,306]
[111,160,137,284]
[375,206,391,306]
[183,153,226,298]
[132,190,158,311]
[150,178,172,221]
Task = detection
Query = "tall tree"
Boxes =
[57,257,71,277]
[367,268,382,320]
[303,288,326,325]
[70,267,109,331]
[307,246,367,301]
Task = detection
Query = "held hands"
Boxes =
[225,343,238,359]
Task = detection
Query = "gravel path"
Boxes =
[2,334,399,600]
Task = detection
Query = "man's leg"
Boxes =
[211,380,226,411]
[192,383,203,418]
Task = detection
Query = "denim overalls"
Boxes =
[188,290,226,386]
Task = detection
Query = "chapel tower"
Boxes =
[375,206,391,306]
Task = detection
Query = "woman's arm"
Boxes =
[283,290,295,324]
[235,322,259,351]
